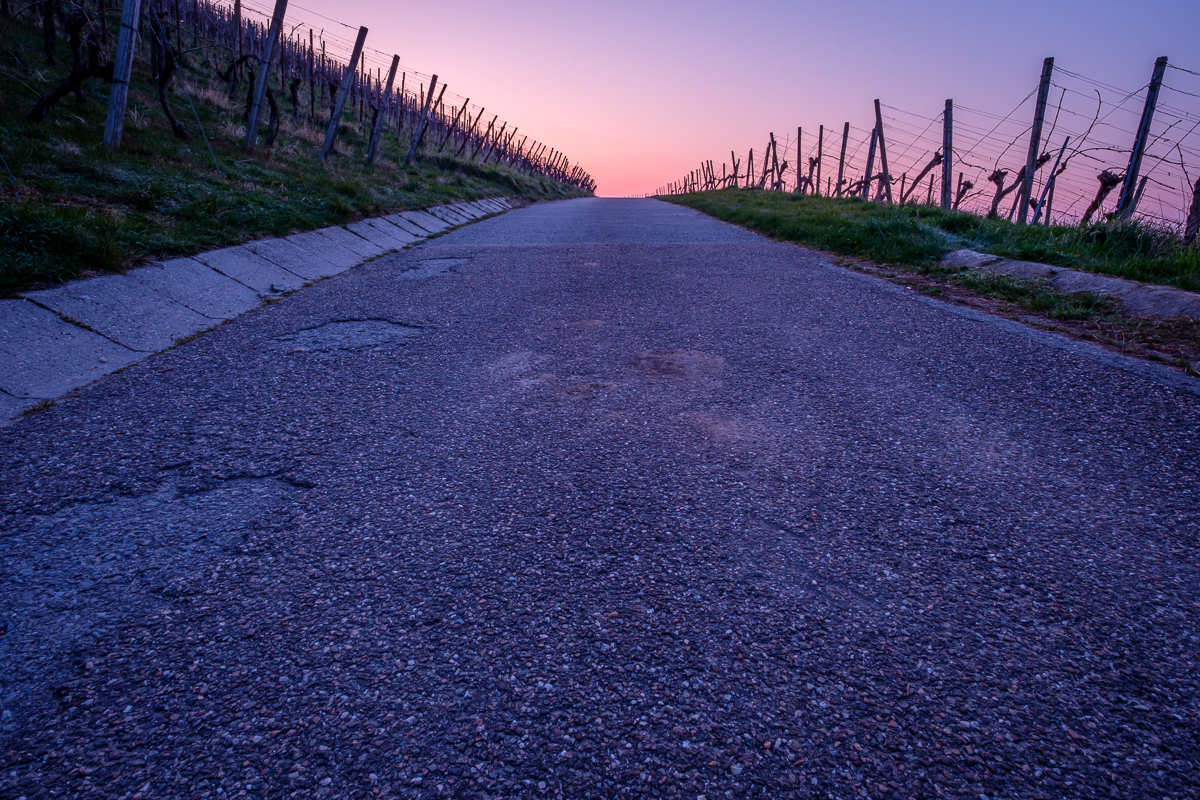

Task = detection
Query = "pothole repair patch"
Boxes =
[631,350,724,379]
[400,258,469,280]
[276,319,422,352]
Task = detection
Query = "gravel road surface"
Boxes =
[2,198,1198,799]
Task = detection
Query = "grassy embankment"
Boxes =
[0,11,587,297]
[667,189,1199,293]
[665,189,1200,373]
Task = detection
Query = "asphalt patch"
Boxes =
[274,319,423,353]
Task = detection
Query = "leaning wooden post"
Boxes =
[437,98,468,152]
[814,125,823,196]
[244,0,288,152]
[1184,175,1200,245]
[365,54,399,165]
[405,75,439,165]
[1017,57,1054,224]
[103,0,144,149]
[835,122,849,197]
[455,106,484,157]
[1116,56,1168,220]
[873,100,893,203]
[318,25,367,162]
[1032,136,1069,225]
[941,100,953,209]
[861,127,877,198]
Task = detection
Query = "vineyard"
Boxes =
[657,56,1200,241]
[0,0,593,294]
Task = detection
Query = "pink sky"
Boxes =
[264,0,1198,201]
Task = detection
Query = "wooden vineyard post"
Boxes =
[1031,136,1068,224]
[438,98,468,152]
[815,125,823,196]
[103,0,143,149]
[835,122,849,196]
[794,128,801,193]
[308,29,314,121]
[227,0,241,97]
[941,100,953,209]
[1184,176,1200,245]
[1116,56,1168,220]
[471,115,495,161]
[406,76,441,165]
[319,25,367,162]
[861,127,877,198]
[873,100,892,203]
[768,134,780,190]
[456,106,485,157]
[244,0,288,152]
[365,54,399,165]
[1017,57,1054,224]
[489,122,512,164]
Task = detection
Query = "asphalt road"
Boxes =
[2,198,1198,799]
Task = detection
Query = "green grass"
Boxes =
[665,189,1200,292]
[0,12,586,296]
[954,270,1119,320]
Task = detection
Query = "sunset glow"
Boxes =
[161,0,1200,209]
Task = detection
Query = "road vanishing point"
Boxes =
[2,198,1198,799]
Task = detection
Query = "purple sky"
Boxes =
[282,0,1200,207]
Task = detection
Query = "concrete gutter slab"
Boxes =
[282,231,361,275]
[942,249,1001,269]
[1047,270,1136,295]
[460,201,492,216]
[1110,285,1200,318]
[989,259,1058,280]
[399,211,451,234]
[449,203,483,219]
[0,299,139,398]
[317,226,385,259]
[446,206,477,222]
[368,218,420,244]
[429,207,471,225]
[383,215,430,239]
[197,246,307,294]
[22,275,213,352]
[944,248,1200,320]
[346,220,408,251]
[247,237,337,281]
[128,257,261,320]
[0,390,29,422]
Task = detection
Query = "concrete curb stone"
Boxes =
[941,248,1200,320]
[399,211,451,234]
[345,220,410,251]
[383,215,431,239]
[0,390,27,420]
[127,257,261,320]
[0,299,140,399]
[452,202,486,218]
[197,246,308,294]
[316,226,385,259]
[428,207,472,226]
[280,231,362,274]
[0,197,516,423]
[21,275,213,352]
[367,218,421,245]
